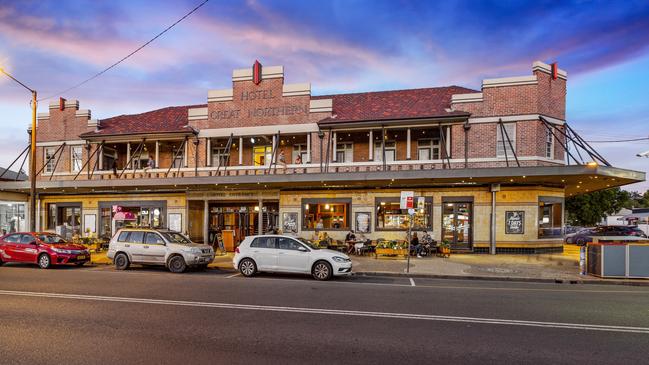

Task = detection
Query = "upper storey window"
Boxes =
[44,147,56,173]
[71,146,83,172]
[545,129,554,159]
[417,139,440,160]
[496,123,516,158]
[335,142,353,163]
[374,141,396,162]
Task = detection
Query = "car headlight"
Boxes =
[52,248,72,254]
[332,256,350,263]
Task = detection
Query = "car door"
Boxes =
[0,234,22,262]
[143,232,167,264]
[276,237,310,273]
[250,236,278,271]
[125,231,146,263]
[17,234,39,263]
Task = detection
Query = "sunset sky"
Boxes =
[1,0,647,191]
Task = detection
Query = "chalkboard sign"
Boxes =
[505,211,524,234]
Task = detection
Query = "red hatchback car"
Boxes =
[0,232,90,269]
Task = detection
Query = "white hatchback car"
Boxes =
[233,235,352,280]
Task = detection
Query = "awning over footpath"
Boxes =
[0,164,643,196]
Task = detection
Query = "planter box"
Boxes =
[375,248,408,257]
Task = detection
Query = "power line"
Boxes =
[586,137,649,143]
[38,0,210,102]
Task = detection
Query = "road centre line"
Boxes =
[1,289,648,334]
[226,273,241,278]
[409,278,416,286]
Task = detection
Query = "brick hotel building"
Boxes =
[0,60,644,252]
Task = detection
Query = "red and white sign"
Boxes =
[400,191,414,209]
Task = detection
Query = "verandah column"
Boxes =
[238,137,243,165]
[406,128,411,160]
[368,130,373,160]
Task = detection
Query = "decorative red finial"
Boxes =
[253,60,262,85]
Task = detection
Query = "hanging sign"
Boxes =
[400,191,414,209]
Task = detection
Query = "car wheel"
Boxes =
[238,258,257,277]
[114,253,130,270]
[575,237,586,246]
[168,255,187,273]
[312,261,333,281]
[38,254,51,269]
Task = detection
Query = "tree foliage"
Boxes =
[565,188,636,226]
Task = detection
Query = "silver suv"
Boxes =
[107,228,214,273]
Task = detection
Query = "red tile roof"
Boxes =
[80,104,205,138]
[80,86,477,137]
[314,86,477,124]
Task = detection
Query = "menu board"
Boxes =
[505,211,524,234]
[355,212,371,233]
[282,212,298,233]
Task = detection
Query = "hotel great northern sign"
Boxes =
[209,88,310,120]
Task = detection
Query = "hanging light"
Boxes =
[324,204,330,210]
[305,204,310,210]
[250,137,255,144]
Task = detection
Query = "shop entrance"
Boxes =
[208,201,278,250]
[442,201,473,250]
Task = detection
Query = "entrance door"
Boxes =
[253,146,273,167]
[442,202,473,249]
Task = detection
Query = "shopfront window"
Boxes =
[99,202,165,239]
[0,202,26,234]
[538,197,563,238]
[46,203,82,240]
[302,199,351,230]
[375,197,432,230]
[292,144,308,163]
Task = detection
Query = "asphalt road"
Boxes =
[1,264,648,364]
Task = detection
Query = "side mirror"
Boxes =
[298,246,308,252]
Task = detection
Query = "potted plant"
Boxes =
[437,240,451,258]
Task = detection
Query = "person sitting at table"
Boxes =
[345,230,356,254]
[410,232,422,258]
[318,231,331,248]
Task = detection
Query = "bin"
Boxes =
[587,236,649,279]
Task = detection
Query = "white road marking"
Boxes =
[1,289,648,334]
[409,278,416,287]
[226,273,241,278]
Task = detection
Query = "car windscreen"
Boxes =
[38,234,67,244]
[160,232,192,244]
[296,237,319,250]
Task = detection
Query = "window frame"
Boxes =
[71,146,83,172]
[373,141,396,162]
[375,197,433,231]
[538,196,564,238]
[211,146,229,167]
[44,147,56,173]
[417,138,440,160]
[301,198,352,231]
[545,129,554,159]
[496,123,517,158]
[335,142,354,163]
[251,236,277,249]
[144,232,165,245]
[292,144,308,163]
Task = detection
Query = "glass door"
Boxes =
[442,202,473,249]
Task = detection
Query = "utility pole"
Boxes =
[1,67,38,231]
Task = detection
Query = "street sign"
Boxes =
[400,191,414,209]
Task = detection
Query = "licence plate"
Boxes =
[77,255,86,260]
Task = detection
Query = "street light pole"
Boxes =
[1,67,38,231]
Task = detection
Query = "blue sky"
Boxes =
[0,0,647,191]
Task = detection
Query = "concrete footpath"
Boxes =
[90,245,649,285]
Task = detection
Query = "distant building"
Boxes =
[0,167,27,181]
